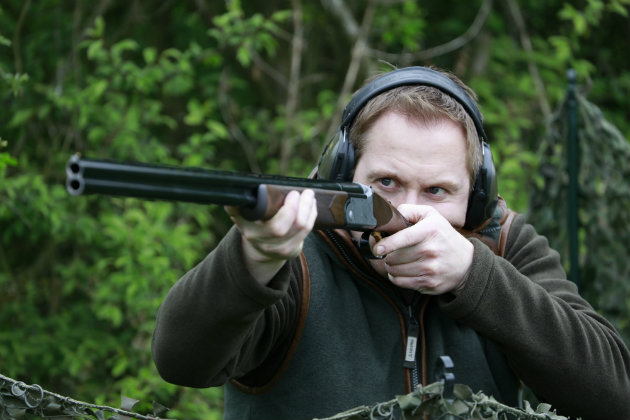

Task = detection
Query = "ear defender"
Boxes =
[463,141,498,230]
[317,66,498,229]
[316,127,355,182]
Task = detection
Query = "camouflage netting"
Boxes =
[527,88,630,344]
[315,381,570,420]
[0,373,171,420]
[1,372,573,420]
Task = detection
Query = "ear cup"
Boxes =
[317,128,355,182]
[317,66,498,228]
[465,141,498,229]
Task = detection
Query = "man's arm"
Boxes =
[438,215,630,419]
[152,189,316,387]
[151,226,305,387]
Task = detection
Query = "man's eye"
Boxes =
[379,178,394,187]
[427,186,446,195]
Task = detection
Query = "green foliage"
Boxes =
[0,139,17,177]
[466,0,629,212]
[372,1,426,52]
[208,1,290,67]
[0,0,627,419]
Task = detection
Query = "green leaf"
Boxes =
[87,39,106,61]
[236,46,251,66]
[86,16,105,38]
[8,108,33,128]
[112,39,139,61]
[206,120,229,139]
[142,47,157,64]
[0,35,11,47]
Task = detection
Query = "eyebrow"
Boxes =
[366,169,464,191]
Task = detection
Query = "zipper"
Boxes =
[323,229,369,276]
[405,293,422,390]
[321,229,423,391]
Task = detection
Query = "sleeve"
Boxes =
[151,226,304,388]
[438,215,630,420]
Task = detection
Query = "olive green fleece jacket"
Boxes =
[152,215,630,420]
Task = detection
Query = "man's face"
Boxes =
[352,111,471,228]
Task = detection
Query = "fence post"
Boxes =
[566,69,580,288]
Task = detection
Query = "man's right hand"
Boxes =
[225,189,318,286]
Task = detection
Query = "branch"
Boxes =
[279,0,305,173]
[504,0,552,119]
[321,0,359,38]
[218,68,261,173]
[250,50,288,87]
[324,0,377,141]
[368,0,493,62]
[11,0,31,74]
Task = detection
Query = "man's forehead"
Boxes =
[364,163,466,187]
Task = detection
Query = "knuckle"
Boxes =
[277,242,303,259]
[423,263,439,279]
[421,277,438,289]
[293,216,310,231]
[267,222,290,237]
[241,229,256,243]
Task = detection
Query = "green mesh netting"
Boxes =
[315,381,568,420]
[528,88,630,344]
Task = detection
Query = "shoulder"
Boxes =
[502,215,568,280]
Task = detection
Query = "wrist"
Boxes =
[452,240,474,295]
[241,236,287,286]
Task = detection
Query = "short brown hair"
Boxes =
[349,71,483,187]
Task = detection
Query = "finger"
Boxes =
[266,190,317,256]
[373,205,442,257]
[240,190,315,255]
[263,189,315,241]
[373,223,430,258]
[225,190,301,236]
[225,205,295,251]
[294,189,317,231]
[383,243,431,266]
[387,273,439,295]
[242,190,301,240]
[225,206,264,239]
[266,190,301,230]
[384,259,430,278]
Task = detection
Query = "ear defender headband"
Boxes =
[317,66,498,230]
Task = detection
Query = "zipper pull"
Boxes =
[404,305,420,369]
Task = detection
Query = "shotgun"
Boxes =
[65,154,410,255]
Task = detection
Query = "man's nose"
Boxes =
[401,190,423,206]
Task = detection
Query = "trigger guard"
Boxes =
[359,231,384,260]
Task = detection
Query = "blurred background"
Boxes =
[1,0,628,418]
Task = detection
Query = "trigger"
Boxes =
[359,231,385,260]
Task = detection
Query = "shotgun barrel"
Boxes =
[65,154,409,233]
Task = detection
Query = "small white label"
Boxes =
[405,337,417,362]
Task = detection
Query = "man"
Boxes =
[151,66,630,420]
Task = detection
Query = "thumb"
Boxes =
[396,204,435,224]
